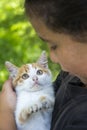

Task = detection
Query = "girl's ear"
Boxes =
[37,51,48,68]
[5,61,18,79]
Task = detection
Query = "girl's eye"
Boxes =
[22,73,29,79]
[37,70,43,75]
[51,45,57,50]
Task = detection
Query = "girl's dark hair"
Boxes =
[25,0,87,41]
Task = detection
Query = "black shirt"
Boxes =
[51,71,87,130]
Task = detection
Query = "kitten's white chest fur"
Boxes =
[16,86,54,130]
[5,51,55,130]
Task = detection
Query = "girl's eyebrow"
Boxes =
[39,35,55,45]
[39,36,50,43]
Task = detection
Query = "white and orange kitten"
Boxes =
[5,51,55,130]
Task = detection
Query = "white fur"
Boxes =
[14,64,55,130]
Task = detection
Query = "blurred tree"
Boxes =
[0,0,60,90]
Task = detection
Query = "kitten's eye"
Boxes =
[37,70,43,75]
[22,73,29,79]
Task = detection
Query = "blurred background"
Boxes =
[0,0,61,90]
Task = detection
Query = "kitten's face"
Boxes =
[13,63,51,92]
[5,51,52,92]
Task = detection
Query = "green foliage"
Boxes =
[0,0,60,90]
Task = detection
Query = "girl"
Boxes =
[0,0,87,130]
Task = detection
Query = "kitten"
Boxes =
[5,51,55,130]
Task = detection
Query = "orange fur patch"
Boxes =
[13,65,29,87]
[40,96,46,102]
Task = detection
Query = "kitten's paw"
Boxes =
[18,109,30,125]
[40,96,53,109]
[28,103,42,114]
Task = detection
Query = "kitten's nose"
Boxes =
[32,76,38,81]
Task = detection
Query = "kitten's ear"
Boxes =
[5,61,18,78]
[37,51,48,68]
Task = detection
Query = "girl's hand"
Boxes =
[0,79,16,113]
[0,79,17,130]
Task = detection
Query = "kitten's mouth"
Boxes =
[28,82,43,92]
[32,83,40,89]
[33,81,40,87]
[34,82,38,85]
